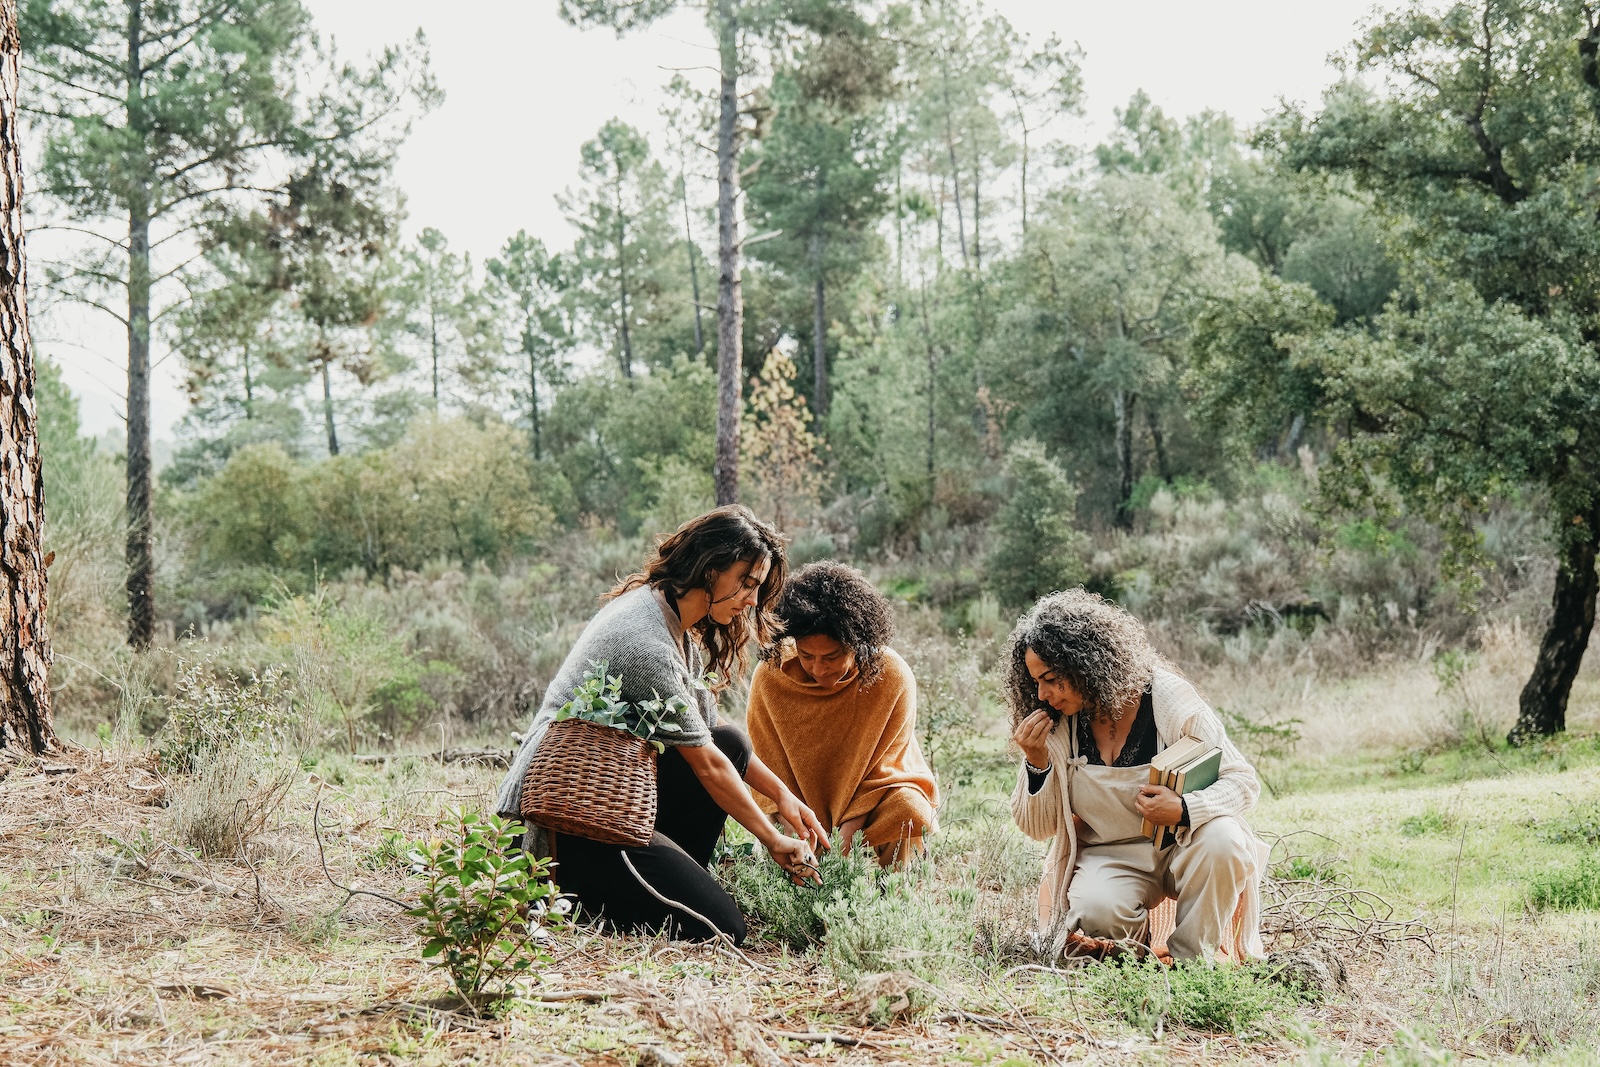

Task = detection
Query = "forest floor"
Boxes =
[3,663,1600,1066]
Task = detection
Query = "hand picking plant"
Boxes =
[406,809,568,1011]
[551,662,693,752]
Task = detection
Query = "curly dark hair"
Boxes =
[763,561,895,686]
[1002,589,1165,729]
[608,505,788,689]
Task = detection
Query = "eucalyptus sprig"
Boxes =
[551,663,691,754]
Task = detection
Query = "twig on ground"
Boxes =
[313,787,411,913]
[234,798,272,916]
[768,1029,903,1049]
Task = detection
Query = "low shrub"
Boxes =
[168,745,296,859]
[719,833,878,951]
[1077,955,1304,1038]
[407,810,566,1010]
[816,863,974,987]
[1529,855,1600,912]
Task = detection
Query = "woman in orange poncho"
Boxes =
[746,562,938,865]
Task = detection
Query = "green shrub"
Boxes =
[1538,800,1600,846]
[719,833,878,951]
[407,810,566,1010]
[158,652,293,773]
[815,864,973,986]
[985,439,1089,608]
[1530,855,1600,912]
[1077,955,1303,1038]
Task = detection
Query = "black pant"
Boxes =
[553,724,751,944]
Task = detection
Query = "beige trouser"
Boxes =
[1061,753,1256,961]
[1062,816,1256,960]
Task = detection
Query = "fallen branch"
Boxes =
[351,747,512,768]
[527,989,610,1003]
[313,788,411,913]
[769,1029,903,1049]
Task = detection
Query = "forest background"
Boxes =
[8,0,1600,1061]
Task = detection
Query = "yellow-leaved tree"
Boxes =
[739,349,823,533]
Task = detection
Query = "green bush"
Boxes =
[407,810,566,1010]
[815,864,973,986]
[719,833,879,951]
[1530,855,1600,911]
[985,439,1089,608]
[158,652,293,773]
[1077,955,1303,1037]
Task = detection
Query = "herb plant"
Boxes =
[551,663,691,753]
[406,810,568,1011]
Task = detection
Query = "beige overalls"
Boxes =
[1054,722,1258,961]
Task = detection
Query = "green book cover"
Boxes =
[1156,747,1222,848]
[1172,747,1222,795]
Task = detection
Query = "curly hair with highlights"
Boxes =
[1002,588,1166,729]
[762,561,895,687]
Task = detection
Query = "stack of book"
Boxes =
[1140,736,1222,845]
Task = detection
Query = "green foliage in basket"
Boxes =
[550,662,694,754]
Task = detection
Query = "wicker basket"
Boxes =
[521,718,659,847]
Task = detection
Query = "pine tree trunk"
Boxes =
[616,181,633,379]
[0,2,57,754]
[242,344,254,420]
[321,361,339,456]
[528,342,541,461]
[1113,388,1136,529]
[682,172,704,355]
[812,275,828,419]
[1146,406,1171,483]
[123,0,154,650]
[430,310,440,406]
[1509,505,1600,744]
[712,0,743,506]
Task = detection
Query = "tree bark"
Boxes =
[0,0,57,754]
[430,307,440,406]
[1145,405,1171,484]
[712,0,742,506]
[242,343,254,420]
[615,176,633,379]
[1113,388,1136,529]
[321,361,339,456]
[812,273,828,419]
[681,171,704,356]
[124,0,154,650]
[1509,504,1600,743]
[527,340,541,461]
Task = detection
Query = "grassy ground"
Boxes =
[4,639,1600,1066]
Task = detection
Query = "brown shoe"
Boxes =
[1061,930,1122,960]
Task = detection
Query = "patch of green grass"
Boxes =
[1399,808,1454,837]
[1075,955,1304,1038]
[1536,798,1600,846]
[1530,855,1600,912]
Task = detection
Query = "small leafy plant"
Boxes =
[551,662,692,753]
[406,810,568,1011]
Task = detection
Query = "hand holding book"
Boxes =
[1135,784,1183,826]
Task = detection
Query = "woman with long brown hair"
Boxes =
[496,505,826,944]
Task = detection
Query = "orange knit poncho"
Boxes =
[746,647,939,849]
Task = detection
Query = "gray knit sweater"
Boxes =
[494,585,717,832]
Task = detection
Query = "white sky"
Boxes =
[31,0,1384,441]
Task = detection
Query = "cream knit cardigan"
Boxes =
[1009,668,1268,959]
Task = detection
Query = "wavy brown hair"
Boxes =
[761,561,896,687]
[1002,588,1166,729]
[608,505,788,688]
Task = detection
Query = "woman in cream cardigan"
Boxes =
[1007,589,1269,962]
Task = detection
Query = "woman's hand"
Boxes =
[766,833,821,885]
[1013,708,1056,770]
[776,793,830,852]
[1135,785,1184,827]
